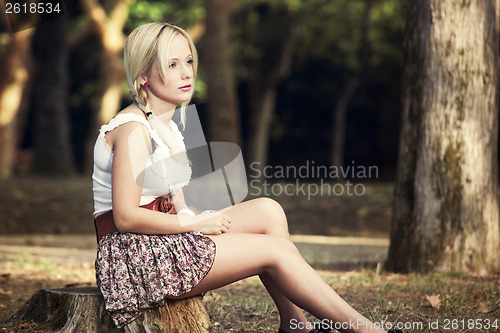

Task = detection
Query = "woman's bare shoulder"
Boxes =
[105,105,151,150]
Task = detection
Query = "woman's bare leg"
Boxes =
[223,197,291,237]
[174,233,385,333]
[223,198,309,331]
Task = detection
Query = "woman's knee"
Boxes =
[256,197,288,230]
[263,235,301,268]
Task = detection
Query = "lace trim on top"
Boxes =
[100,112,191,194]
[99,113,166,149]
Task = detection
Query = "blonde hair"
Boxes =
[124,22,197,164]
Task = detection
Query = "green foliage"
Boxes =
[230,0,405,166]
[128,1,172,26]
[63,0,406,170]
[126,0,205,33]
[232,0,302,77]
[288,0,406,70]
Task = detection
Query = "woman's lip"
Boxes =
[179,84,191,91]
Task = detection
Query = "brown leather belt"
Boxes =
[94,197,176,243]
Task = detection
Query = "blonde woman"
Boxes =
[92,22,401,333]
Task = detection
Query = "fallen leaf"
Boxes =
[477,303,491,314]
[0,288,11,296]
[205,292,221,302]
[390,274,412,283]
[24,237,35,246]
[426,294,441,309]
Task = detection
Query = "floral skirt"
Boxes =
[95,231,216,328]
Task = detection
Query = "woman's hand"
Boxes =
[179,211,232,235]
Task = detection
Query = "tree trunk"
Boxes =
[204,0,241,146]
[0,29,34,180]
[80,0,133,174]
[32,15,75,175]
[329,0,373,174]
[386,0,500,274]
[246,25,300,178]
[84,46,125,173]
[248,85,276,177]
[330,77,359,173]
[8,287,210,333]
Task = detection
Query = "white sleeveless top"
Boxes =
[92,113,192,218]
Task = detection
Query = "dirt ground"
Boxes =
[0,177,498,332]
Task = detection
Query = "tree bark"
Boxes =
[8,287,210,333]
[248,84,276,176]
[387,0,500,274]
[32,15,75,175]
[0,29,34,180]
[329,0,373,173]
[204,0,241,146]
[246,25,300,177]
[79,0,133,173]
[330,77,359,173]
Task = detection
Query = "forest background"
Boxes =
[1,1,500,331]
[0,0,405,181]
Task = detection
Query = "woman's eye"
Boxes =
[187,59,193,65]
[169,62,176,68]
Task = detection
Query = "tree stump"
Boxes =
[8,287,211,333]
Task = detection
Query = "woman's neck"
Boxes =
[155,109,175,124]
[145,95,177,123]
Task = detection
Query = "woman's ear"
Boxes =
[139,77,149,87]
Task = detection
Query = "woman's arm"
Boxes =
[109,121,231,235]
[110,121,186,234]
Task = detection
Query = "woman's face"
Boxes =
[147,34,194,107]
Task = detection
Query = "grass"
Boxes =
[203,269,500,332]
[0,176,499,332]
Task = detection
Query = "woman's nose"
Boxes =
[182,64,193,79]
